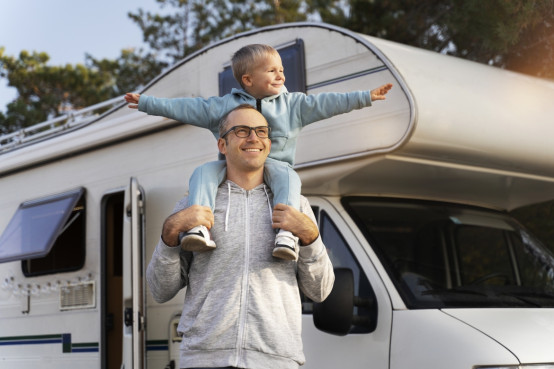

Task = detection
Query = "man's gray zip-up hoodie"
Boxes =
[147,181,335,369]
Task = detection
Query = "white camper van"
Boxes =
[1,22,554,369]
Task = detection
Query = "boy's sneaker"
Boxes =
[179,225,216,252]
[272,230,298,261]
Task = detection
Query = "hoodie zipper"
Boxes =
[256,98,262,113]
[235,189,251,367]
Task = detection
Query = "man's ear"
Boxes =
[241,74,252,87]
[217,138,226,155]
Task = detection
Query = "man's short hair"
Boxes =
[218,104,267,139]
[231,44,280,89]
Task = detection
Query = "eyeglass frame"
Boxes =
[220,125,271,139]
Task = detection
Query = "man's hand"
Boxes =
[272,203,319,246]
[370,83,393,101]
[162,205,214,247]
[125,93,141,109]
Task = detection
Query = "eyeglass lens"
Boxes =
[234,126,269,138]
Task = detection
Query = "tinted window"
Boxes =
[343,197,554,309]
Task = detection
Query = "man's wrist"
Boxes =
[162,217,181,247]
[161,233,179,247]
[299,232,319,247]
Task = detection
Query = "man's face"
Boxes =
[242,53,285,99]
[218,108,271,173]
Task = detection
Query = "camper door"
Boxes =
[122,178,146,369]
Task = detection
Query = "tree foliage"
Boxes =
[0,48,112,133]
[1,0,553,133]
[85,48,166,97]
[319,0,554,78]
[1,0,554,249]
[0,47,163,133]
[127,0,308,63]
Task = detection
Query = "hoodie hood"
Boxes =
[230,86,288,102]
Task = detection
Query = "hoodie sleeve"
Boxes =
[137,94,229,134]
[290,90,372,127]
[296,196,335,302]
[146,198,193,303]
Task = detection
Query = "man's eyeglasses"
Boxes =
[221,125,271,139]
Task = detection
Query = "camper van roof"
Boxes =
[1,22,553,210]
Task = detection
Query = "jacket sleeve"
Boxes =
[290,90,372,127]
[138,94,228,133]
[296,196,335,302]
[146,198,193,303]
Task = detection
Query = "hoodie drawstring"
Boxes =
[263,184,272,220]
[225,182,231,232]
[224,182,273,232]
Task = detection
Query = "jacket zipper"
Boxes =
[235,190,251,367]
[256,98,262,113]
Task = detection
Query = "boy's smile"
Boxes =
[242,53,285,99]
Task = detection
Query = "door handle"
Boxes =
[124,307,133,327]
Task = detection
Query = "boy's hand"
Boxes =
[125,93,141,109]
[370,83,393,101]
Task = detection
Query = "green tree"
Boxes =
[0,48,113,133]
[2,0,553,133]
[128,0,308,64]
[338,0,554,78]
[85,48,166,97]
[0,47,164,133]
[127,0,554,78]
[126,0,554,250]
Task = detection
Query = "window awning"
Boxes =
[0,188,84,264]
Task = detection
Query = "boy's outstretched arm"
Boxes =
[125,93,141,109]
[370,83,393,101]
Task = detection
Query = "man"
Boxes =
[146,104,335,369]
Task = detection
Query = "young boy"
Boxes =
[125,44,392,261]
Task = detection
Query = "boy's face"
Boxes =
[242,53,285,99]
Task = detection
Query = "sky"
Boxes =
[0,0,163,113]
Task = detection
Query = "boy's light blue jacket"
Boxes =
[138,87,372,165]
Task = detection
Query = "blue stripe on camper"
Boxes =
[146,340,169,351]
[0,338,61,345]
[0,334,166,353]
[0,334,98,353]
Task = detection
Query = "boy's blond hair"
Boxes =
[231,44,280,89]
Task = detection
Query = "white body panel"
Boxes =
[1,22,554,369]
[390,310,519,368]
[443,309,554,363]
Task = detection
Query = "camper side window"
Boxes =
[0,188,86,276]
